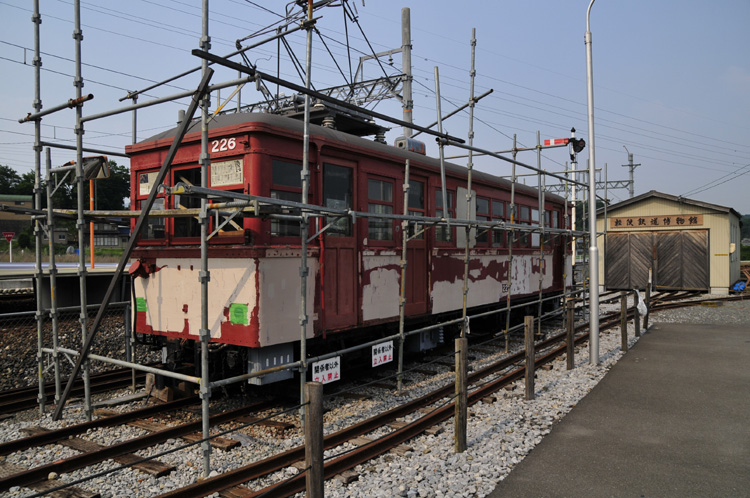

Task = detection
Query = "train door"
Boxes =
[406,177,428,315]
[321,161,358,329]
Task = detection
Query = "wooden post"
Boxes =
[455,337,468,453]
[634,291,641,338]
[644,284,651,330]
[566,299,575,370]
[620,291,628,353]
[305,382,324,498]
[524,316,535,400]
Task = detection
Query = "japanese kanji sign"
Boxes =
[372,341,394,367]
[311,356,340,384]
[609,214,703,229]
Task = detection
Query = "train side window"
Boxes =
[518,205,531,247]
[531,208,540,247]
[368,177,394,241]
[492,200,505,247]
[435,190,455,244]
[476,197,490,244]
[271,160,302,237]
[407,179,425,239]
[323,163,352,237]
[173,167,201,239]
[138,197,165,240]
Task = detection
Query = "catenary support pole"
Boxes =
[585,0,600,365]
[401,7,412,138]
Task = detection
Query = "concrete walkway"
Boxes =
[489,321,750,497]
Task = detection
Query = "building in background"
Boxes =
[0,194,33,236]
[597,190,742,295]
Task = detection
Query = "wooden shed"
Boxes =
[596,191,742,294]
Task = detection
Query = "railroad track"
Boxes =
[0,367,148,415]
[1,292,741,497]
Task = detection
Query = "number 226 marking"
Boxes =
[211,137,236,153]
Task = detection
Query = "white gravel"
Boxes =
[1,296,747,498]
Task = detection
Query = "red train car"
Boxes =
[126,112,570,383]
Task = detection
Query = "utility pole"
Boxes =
[622,146,640,198]
[401,7,413,138]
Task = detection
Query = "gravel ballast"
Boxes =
[0,296,747,498]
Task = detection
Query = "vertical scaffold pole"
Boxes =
[536,131,544,337]
[397,159,409,392]
[435,67,450,242]
[504,136,518,352]
[299,0,315,423]
[198,0,212,477]
[33,0,45,415]
[130,95,137,393]
[460,28,477,340]
[45,149,62,405]
[73,0,92,422]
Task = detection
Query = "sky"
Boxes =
[1,0,749,214]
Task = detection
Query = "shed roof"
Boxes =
[0,195,33,202]
[598,190,742,219]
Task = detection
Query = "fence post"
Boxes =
[634,291,641,338]
[566,299,575,370]
[620,291,628,352]
[455,337,468,453]
[524,316,535,400]
[305,381,324,498]
[644,283,651,330]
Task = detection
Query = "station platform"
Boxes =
[489,320,750,497]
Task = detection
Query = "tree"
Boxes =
[0,165,22,194]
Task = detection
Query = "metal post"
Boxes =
[305,382,324,498]
[454,337,467,453]
[634,291,641,338]
[401,7,413,138]
[461,29,477,340]
[620,291,628,353]
[435,67,450,241]
[504,136,518,352]
[585,0,600,365]
[33,0,45,415]
[397,159,409,392]
[536,131,544,337]
[524,316,535,400]
[299,0,315,423]
[45,148,62,405]
[73,0,92,421]
[198,0,212,477]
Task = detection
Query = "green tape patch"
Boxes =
[136,297,148,312]
[229,303,249,325]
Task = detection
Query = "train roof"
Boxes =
[132,112,565,205]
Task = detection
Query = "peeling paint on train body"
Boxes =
[361,253,401,322]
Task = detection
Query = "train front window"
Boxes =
[271,160,302,237]
[173,167,201,239]
[211,190,244,237]
[323,163,352,237]
[139,197,165,240]
[368,178,394,241]
[407,179,425,239]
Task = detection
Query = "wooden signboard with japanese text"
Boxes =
[609,214,703,229]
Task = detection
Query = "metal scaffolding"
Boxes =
[17,0,597,477]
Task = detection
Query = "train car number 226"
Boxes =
[211,137,237,153]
